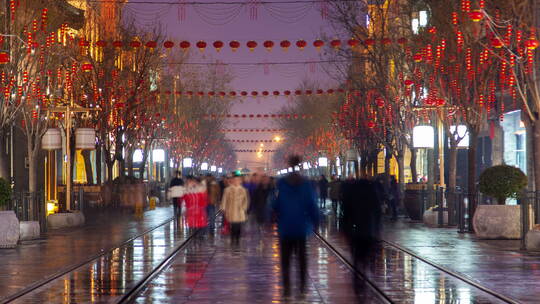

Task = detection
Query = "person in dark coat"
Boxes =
[169,171,184,215]
[318,175,329,209]
[253,175,271,227]
[341,178,382,296]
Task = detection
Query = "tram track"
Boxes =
[314,229,520,304]
[1,215,177,304]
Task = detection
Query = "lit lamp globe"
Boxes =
[182,157,193,168]
[412,126,434,148]
[201,162,209,171]
[318,157,328,167]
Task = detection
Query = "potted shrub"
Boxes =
[0,177,19,248]
[473,165,527,239]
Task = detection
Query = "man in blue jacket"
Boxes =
[273,155,320,298]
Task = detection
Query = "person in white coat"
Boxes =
[221,175,249,247]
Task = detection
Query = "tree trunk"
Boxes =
[82,149,94,185]
[139,148,150,180]
[126,147,134,177]
[96,145,102,185]
[0,128,9,180]
[396,152,405,208]
[533,121,540,194]
[448,145,458,191]
[104,151,114,182]
[27,144,38,193]
[410,148,417,183]
[384,151,392,177]
[467,129,479,231]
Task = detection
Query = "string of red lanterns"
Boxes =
[204,114,313,119]
[83,38,410,53]
[225,139,279,143]
[158,88,347,98]
[221,128,286,132]
[234,150,276,152]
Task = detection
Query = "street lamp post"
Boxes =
[48,100,98,211]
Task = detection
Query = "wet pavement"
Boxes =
[381,219,540,303]
[132,220,382,304]
[319,215,509,304]
[0,206,175,301]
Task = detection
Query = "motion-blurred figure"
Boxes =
[329,175,342,216]
[253,175,271,228]
[168,171,185,216]
[341,178,382,296]
[318,175,328,209]
[221,174,249,247]
[183,176,208,229]
[206,175,221,229]
[273,155,319,298]
[389,176,400,221]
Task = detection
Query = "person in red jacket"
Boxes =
[182,176,208,229]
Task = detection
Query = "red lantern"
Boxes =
[364,38,375,46]
[263,40,274,51]
[296,39,307,50]
[229,91,237,97]
[79,39,90,47]
[327,89,334,94]
[367,121,376,129]
[180,41,191,50]
[305,90,312,95]
[436,98,446,106]
[241,91,248,96]
[397,37,407,45]
[376,97,385,107]
[381,38,392,45]
[280,40,291,51]
[284,90,291,96]
[213,40,224,52]
[208,91,215,96]
[95,40,107,48]
[313,39,324,50]
[229,40,240,51]
[469,10,483,22]
[246,40,258,51]
[262,91,269,96]
[525,37,539,50]
[82,63,93,72]
[330,39,341,49]
[413,53,423,62]
[251,91,258,96]
[295,90,302,95]
[164,41,174,49]
[404,79,414,86]
[112,41,123,48]
[347,39,359,48]
[196,41,207,52]
[316,89,324,95]
[145,41,157,49]
[130,41,142,48]
[273,91,280,96]
[219,91,226,98]
[0,52,10,64]
[491,38,503,48]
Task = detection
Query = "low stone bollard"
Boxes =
[19,221,40,241]
[423,209,448,227]
[47,211,85,229]
[473,205,521,239]
[0,211,20,248]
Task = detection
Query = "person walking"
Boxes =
[328,175,342,216]
[221,174,249,247]
[273,155,319,298]
[389,175,400,221]
[253,175,271,228]
[168,171,185,216]
[206,175,221,229]
[183,176,208,229]
[318,175,329,209]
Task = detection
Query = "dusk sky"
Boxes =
[125,1,343,169]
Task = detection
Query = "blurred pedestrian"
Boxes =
[253,175,271,228]
[273,155,319,298]
[168,171,185,216]
[221,174,249,247]
[206,174,221,228]
[328,175,342,216]
[318,175,328,209]
[341,178,381,295]
[183,176,208,229]
[389,176,400,221]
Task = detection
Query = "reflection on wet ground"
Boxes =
[3,210,523,303]
[319,215,510,303]
[133,221,380,304]
[9,219,191,303]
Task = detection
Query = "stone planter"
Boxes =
[473,205,521,239]
[423,209,448,227]
[47,211,85,229]
[526,230,540,251]
[19,221,40,241]
[0,211,20,248]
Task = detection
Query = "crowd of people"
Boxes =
[167,155,396,299]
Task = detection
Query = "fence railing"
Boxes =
[8,191,47,232]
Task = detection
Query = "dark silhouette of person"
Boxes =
[341,178,382,296]
[273,155,319,298]
[318,175,329,209]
